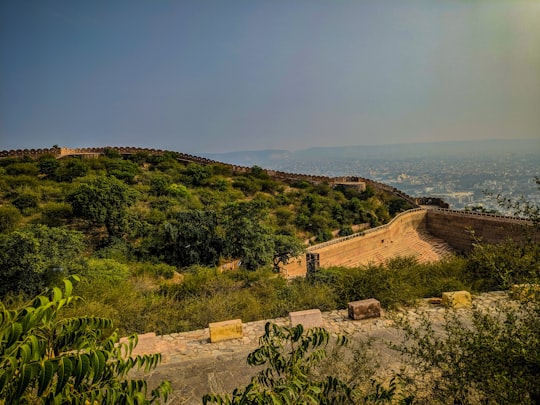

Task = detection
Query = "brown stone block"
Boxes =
[348,298,381,320]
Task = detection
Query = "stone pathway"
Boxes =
[137,291,509,404]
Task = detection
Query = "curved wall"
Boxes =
[282,209,429,276]
[425,208,536,253]
[282,208,538,277]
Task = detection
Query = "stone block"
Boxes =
[442,291,472,308]
[209,319,243,343]
[289,309,323,329]
[348,298,381,320]
[120,332,157,356]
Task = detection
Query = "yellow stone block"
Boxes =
[209,319,243,343]
[442,291,472,308]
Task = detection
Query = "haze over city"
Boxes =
[1,0,539,154]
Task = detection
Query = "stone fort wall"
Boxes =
[282,208,537,275]
[425,208,537,253]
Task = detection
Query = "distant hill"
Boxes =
[201,139,540,167]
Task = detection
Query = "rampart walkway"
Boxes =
[140,291,509,404]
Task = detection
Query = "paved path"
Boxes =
[137,292,509,404]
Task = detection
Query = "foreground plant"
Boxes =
[0,277,171,404]
[203,322,411,405]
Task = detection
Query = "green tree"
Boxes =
[158,210,223,267]
[38,155,60,178]
[222,201,275,270]
[272,234,305,272]
[106,159,140,183]
[55,158,88,182]
[183,163,213,186]
[0,205,21,233]
[0,278,171,404]
[69,176,137,237]
[0,225,85,297]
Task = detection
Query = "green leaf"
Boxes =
[16,363,33,399]
[38,360,54,396]
[55,357,73,395]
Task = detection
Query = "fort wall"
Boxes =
[282,208,537,276]
[282,209,429,276]
[425,208,536,253]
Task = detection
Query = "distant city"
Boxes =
[204,139,540,215]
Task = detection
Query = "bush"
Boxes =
[0,225,86,297]
[84,258,130,283]
[392,296,540,404]
[314,256,469,309]
[204,322,409,404]
[12,192,39,212]
[133,262,177,279]
[0,205,21,233]
[40,202,73,226]
[0,278,171,403]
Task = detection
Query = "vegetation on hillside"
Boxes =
[1,150,539,403]
[0,152,404,295]
[0,151,413,333]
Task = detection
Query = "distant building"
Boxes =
[332,176,367,193]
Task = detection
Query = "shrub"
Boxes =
[0,205,21,233]
[84,258,130,283]
[204,323,409,404]
[40,202,73,226]
[12,192,39,212]
[392,297,540,404]
[0,278,171,404]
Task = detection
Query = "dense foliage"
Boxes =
[0,278,171,404]
[0,152,399,298]
[1,152,539,404]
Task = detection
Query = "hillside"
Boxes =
[0,147,418,330]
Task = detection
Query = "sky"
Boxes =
[1,0,539,154]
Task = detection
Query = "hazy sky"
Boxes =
[1,0,539,154]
